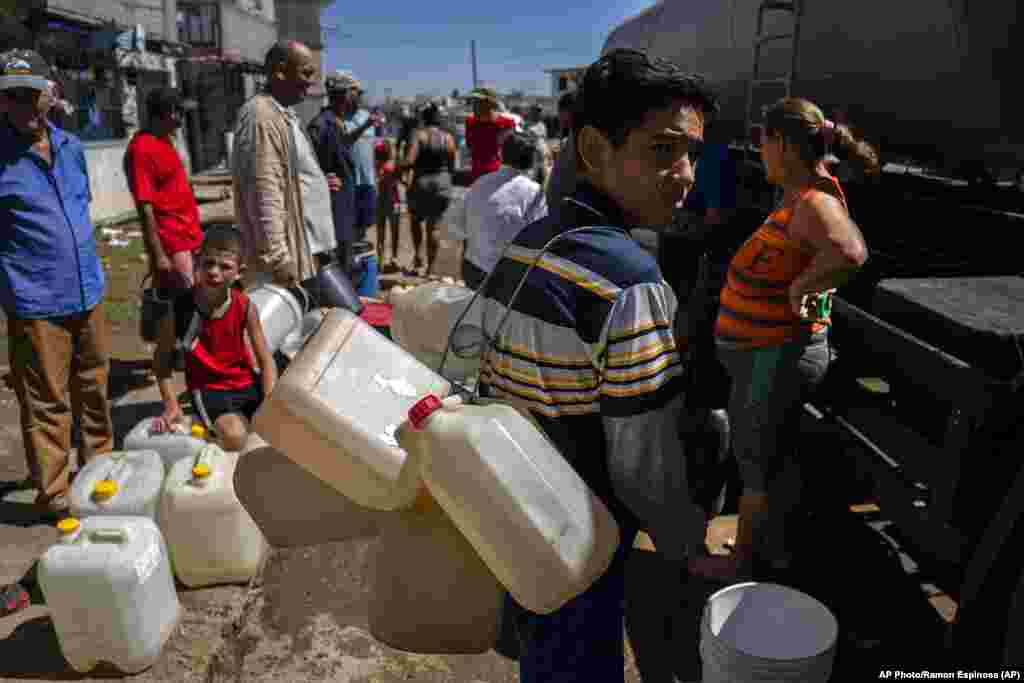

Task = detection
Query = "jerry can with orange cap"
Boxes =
[399,394,621,615]
[158,443,266,587]
[69,450,165,521]
[38,516,180,673]
[369,428,504,654]
[124,417,211,469]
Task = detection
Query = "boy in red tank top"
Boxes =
[151,226,277,451]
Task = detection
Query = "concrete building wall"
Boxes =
[220,0,278,64]
[83,126,191,224]
[47,0,175,42]
[274,0,324,44]
[235,0,275,24]
[275,0,330,124]
[84,141,134,223]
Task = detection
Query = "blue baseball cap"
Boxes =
[0,49,51,92]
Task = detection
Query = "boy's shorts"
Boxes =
[195,384,263,425]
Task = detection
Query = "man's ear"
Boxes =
[577,125,610,175]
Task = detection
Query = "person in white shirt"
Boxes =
[446,131,549,289]
[525,105,551,185]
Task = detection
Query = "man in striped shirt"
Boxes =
[479,49,718,682]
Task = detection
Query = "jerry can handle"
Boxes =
[90,528,129,544]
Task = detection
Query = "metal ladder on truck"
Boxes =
[744,0,804,139]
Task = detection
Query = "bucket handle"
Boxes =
[286,284,313,315]
[140,271,172,301]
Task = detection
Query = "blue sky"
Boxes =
[320,0,658,100]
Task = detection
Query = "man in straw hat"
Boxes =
[324,70,384,248]
[308,70,382,274]
[0,49,114,514]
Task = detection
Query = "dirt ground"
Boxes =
[0,191,956,681]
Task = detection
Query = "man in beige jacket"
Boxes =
[232,41,341,287]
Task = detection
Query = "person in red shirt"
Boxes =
[465,86,516,183]
[124,87,203,296]
[151,226,277,452]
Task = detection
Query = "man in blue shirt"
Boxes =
[328,71,381,244]
[0,49,113,514]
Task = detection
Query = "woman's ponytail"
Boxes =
[834,123,880,177]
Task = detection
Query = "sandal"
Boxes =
[1,583,30,618]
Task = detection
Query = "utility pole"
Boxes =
[470,39,478,88]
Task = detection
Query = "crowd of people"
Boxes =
[1,38,881,681]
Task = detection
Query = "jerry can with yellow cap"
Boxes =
[124,416,211,469]
[158,443,267,587]
[38,516,180,673]
[69,450,165,521]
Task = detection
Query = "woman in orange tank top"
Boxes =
[691,97,876,581]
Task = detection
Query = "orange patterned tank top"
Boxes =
[714,176,847,350]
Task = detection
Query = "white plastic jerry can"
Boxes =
[389,283,485,380]
[124,417,211,470]
[158,443,267,587]
[402,395,621,614]
[69,450,165,521]
[253,307,451,511]
[38,516,180,674]
[369,464,504,654]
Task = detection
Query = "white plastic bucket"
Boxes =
[700,582,838,682]
[247,284,306,354]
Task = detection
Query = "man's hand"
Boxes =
[326,173,343,193]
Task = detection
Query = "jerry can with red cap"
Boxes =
[398,394,620,614]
